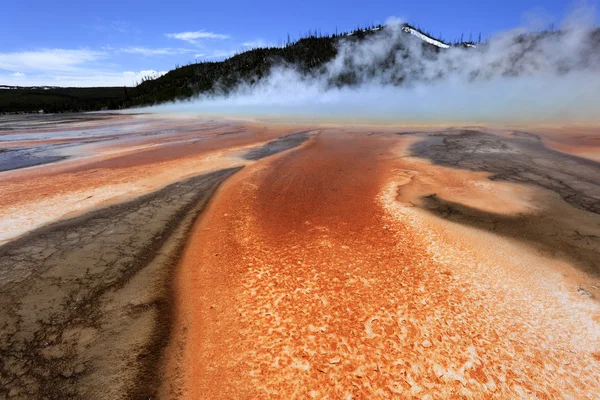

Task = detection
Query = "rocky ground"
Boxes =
[0,168,240,399]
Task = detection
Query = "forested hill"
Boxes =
[0,24,471,113]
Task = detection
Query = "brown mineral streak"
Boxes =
[167,128,600,399]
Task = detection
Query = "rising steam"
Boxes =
[150,11,600,125]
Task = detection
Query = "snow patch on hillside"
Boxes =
[401,26,450,48]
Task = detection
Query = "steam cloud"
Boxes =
[151,12,600,125]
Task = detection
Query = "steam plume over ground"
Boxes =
[150,13,600,125]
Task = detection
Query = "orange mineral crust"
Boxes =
[0,116,308,243]
[531,126,600,162]
[169,130,600,399]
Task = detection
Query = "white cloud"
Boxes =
[0,47,171,87]
[201,50,238,60]
[0,49,105,72]
[165,30,229,44]
[87,20,141,36]
[120,47,196,56]
[242,40,272,49]
[123,69,167,80]
[0,69,167,87]
[111,21,133,34]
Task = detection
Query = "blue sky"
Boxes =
[1,0,598,87]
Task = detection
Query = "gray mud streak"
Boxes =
[410,130,600,214]
[408,130,600,277]
[243,131,311,160]
[0,151,66,172]
[0,167,241,399]
[421,194,600,278]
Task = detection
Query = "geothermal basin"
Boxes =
[1,112,599,399]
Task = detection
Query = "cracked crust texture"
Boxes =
[167,129,600,399]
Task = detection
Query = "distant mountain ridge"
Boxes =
[1,22,592,114]
[0,23,469,113]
